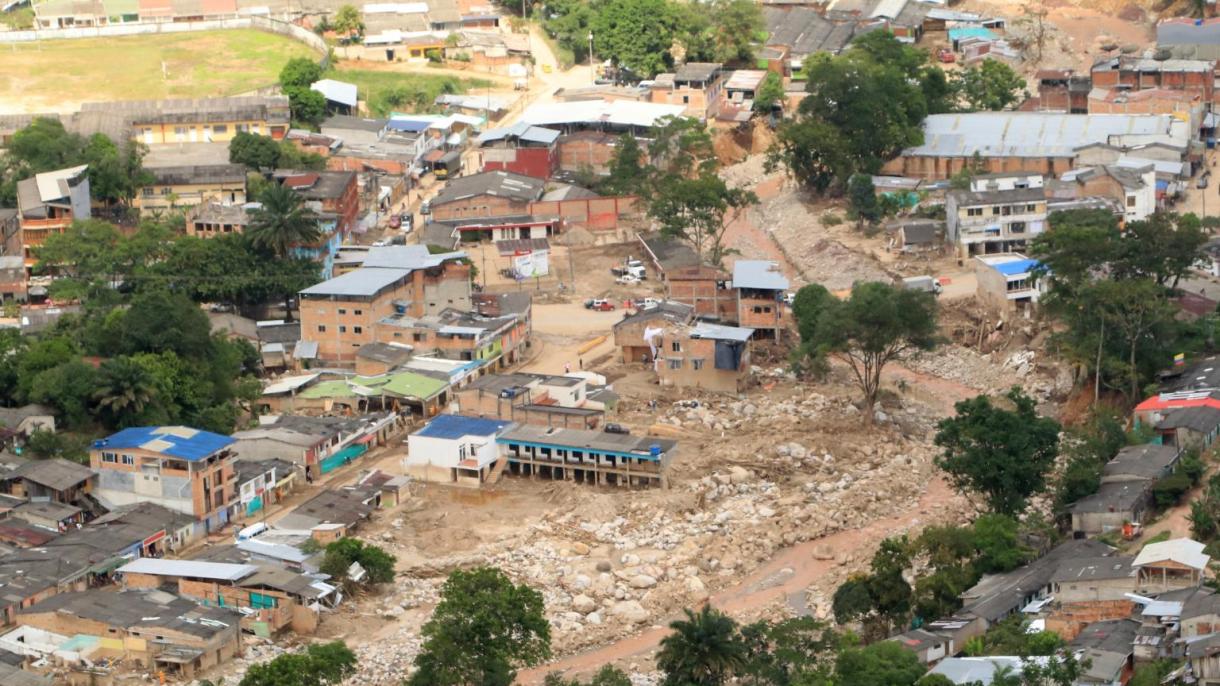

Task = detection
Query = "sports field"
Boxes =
[0,29,318,113]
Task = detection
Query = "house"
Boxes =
[89,426,238,535]
[135,163,247,216]
[0,257,25,304]
[405,414,515,485]
[891,219,943,254]
[1059,165,1157,221]
[888,628,950,665]
[105,96,291,145]
[453,372,606,429]
[973,253,1045,315]
[944,174,1047,261]
[428,171,546,221]
[650,63,725,121]
[376,308,524,371]
[665,265,734,320]
[1091,56,1216,104]
[762,7,861,73]
[1027,68,1091,113]
[233,458,298,520]
[17,589,241,680]
[276,485,379,536]
[11,501,84,531]
[476,123,561,178]
[0,458,94,506]
[285,371,450,417]
[320,115,389,147]
[1049,556,1137,603]
[273,170,360,235]
[1186,632,1220,685]
[519,100,687,137]
[311,80,360,116]
[1134,537,1210,592]
[186,202,250,238]
[355,341,415,376]
[0,406,54,442]
[1134,390,1220,433]
[15,165,90,268]
[733,260,789,338]
[497,424,676,488]
[881,112,1190,180]
[231,413,396,480]
[656,322,755,394]
[1069,480,1152,536]
[614,302,696,363]
[1069,618,1138,685]
[1156,405,1220,451]
[1102,444,1181,483]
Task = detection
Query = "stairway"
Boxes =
[484,456,509,488]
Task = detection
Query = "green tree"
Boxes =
[657,605,748,686]
[972,514,1027,573]
[679,0,762,64]
[239,641,356,686]
[276,140,327,171]
[1113,212,1208,288]
[229,132,282,170]
[81,134,153,207]
[847,173,881,229]
[93,357,158,429]
[333,4,364,36]
[834,640,925,686]
[952,59,1026,111]
[766,116,852,194]
[23,429,90,463]
[801,282,938,419]
[602,134,647,197]
[738,616,837,686]
[545,666,633,686]
[285,86,328,127]
[935,387,1062,516]
[649,115,716,177]
[279,58,324,90]
[542,0,596,63]
[247,183,322,258]
[753,71,785,114]
[649,172,757,266]
[589,0,682,77]
[113,289,213,360]
[319,537,397,586]
[26,360,100,430]
[409,567,551,686]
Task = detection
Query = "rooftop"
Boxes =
[21,589,238,639]
[92,426,235,461]
[312,79,360,108]
[959,538,1114,622]
[691,322,755,342]
[1068,480,1150,514]
[117,558,257,582]
[520,100,689,129]
[1102,444,1181,479]
[299,267,410,298]
[476,122,561,146]
[674,62,722,84]
[1157,405,1220,433]
[1050,556,1136,584]
[499,425,677,460]
[1,458,94,492]
[733,260,790,291]
[638,232,701,272]
[431,170,546,206]
[414,414,514,439]
[614,301,695,329]
[1134,537,1210,570]
[361,244,467,270]
[321,114,388,134]
[977,253,1041,276]
[905,113,1182,159]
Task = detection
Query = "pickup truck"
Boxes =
[610,258,647,280]
[585,298,615,311]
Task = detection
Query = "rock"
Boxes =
[685,576,706,593]
[874,410,888,423]
[728,466,754,484]
[572,594,597,613]
[586,611,602,625]
[571,542,590,555]
[610,600,650,624]
[789,443,807,459]
[630,574,658,589]
[621,553,641,566]
[595,560,613,573]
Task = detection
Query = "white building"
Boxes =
[974,253,1047,315]
[405,414,514,486]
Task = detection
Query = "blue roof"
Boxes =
[386,119,431,133]
[948,27,997,41]
[414,414,513,439]
[93,426,235,461]
[992,258,1040,276]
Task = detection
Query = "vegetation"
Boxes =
[319,537,397,586]
[410,567,551,686]
[1051,409,1127,514]
[239,641,356,686]
[658,606,749,686]
[279,57,328,127]
[952,59,1027,112]
[323,68,491,117]
[333,4,365,37]
[935,388,1062,516]
[229,132,326,171]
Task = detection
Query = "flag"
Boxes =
[1175,353,1186,366]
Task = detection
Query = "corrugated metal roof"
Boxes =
[691,322,755,342]
[907,113,1179,159]
[732,260,790,290]
[1134,537,1211,570]
[311,80,359,108]
[475,122,561,145]
[117,558,256,582]
[521,100,688,128]
[93,426,234,461]
[300,267,410,297]
[413,414,513,439]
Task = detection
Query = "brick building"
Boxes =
[613,301,695,363]
[273,170,359,234]
[15,165,90,269]
[1091,56,1216,105]
[476,123,561,178]
[428,170,546,221]
[655,321,754,394]
[649,63,725,121]
[733,260,790,339]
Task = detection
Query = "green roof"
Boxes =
[298,380,359,400]
[354,371,448,400]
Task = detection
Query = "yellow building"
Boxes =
[79,96,292,145]
[134,164,247,216]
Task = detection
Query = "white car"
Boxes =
[616,274,641,285]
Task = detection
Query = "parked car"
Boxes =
[783,291,795,305]
[616,274,641,285]
[1199,173,1211,189]
[401,212,414,232]
[632,297,661,309]
[420,199,432,215]
[584,298,615,311]
[603,423,630,435]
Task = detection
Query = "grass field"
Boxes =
[0,29,317,113]
[327,67,494,117]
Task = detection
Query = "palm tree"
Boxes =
[656,605,747,686]
[93,358,157,429]
[246,183,321,259]
[246,182,321,321]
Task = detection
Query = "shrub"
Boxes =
[821,212,843,226]
[1153,472,1192,508]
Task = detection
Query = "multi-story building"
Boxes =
[186,202,251,238]
[14,165,90,269]
[650,63,725,121]
[476,123,561,178]
[945,173,1048,261]
[656,321,754,394]
[428,170,545,222]
[1059,165,1157,221]
[1091,56,1216,105]
[273,170,359,235]
[732,260,789,339]
[89,426,238,535]
[973,253,1046,315]
[134,163,247,216]
[91,96,291,145]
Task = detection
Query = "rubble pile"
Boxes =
[903,345,1072,402]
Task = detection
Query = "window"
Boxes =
[667,359,683,370]
[174,126,187,137]
[1001,205,1012,216]
[142,187,154,197]
[338,308,347,315]
[1026,204,1038,212]
[753,306,763,314]
[318,325,326,332]
[102,452,117,463]
[1010,221,1026,234]
[966,207,983,217]
[764,306,772,313]
[354,326,363,334]
[339,325,347,333]
[671,341,681,352]
[682,95,690,104]
[413,333,427,342]
[236,123,249,133]
[354,309,363,315]
[121,455,135,466]
[213,125,228,134]
[692,359,705,370]
[992,206,1001,215]
[160,187,172,195]
[1127,196,1137,207]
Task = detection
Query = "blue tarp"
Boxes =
[948,27,997,42]
[992,259,1040,276]
[320,443,368,474]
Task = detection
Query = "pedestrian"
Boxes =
[565,362,571,374]
[579,358,584,370]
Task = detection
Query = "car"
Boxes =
[401,212,414,231]
[388,214,401,229]
[371,239,390,247]
[783,291,795,305]
[420,200,432,215]
[585,298,615,311]
[603,423,630,435]
[1199,173,1211,189]
[616,274,641,285]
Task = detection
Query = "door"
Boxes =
[189,128,198,143]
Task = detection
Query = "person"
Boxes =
[579,358,584,370]
[564,362,571,373]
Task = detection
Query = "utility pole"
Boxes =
[588,31,595,85]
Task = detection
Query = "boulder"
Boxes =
[728,466,754,484]
[572,594,597,613]
[571,542,591,556]
[610,600,650,624]
[630,574,658,589]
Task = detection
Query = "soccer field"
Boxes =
[0,29,318,114]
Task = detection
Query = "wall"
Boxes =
[880,154,1075,182]
[1044,600,1135,641]
[558,132,618,175]
[480,145,557,179]
[737,294,783,331]
[656,334,747,394]
[407,432,499,470]
[529,196,640,233]
[135,179,245,214]
[300,276,411,361]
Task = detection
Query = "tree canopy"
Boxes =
[239,641,356,686]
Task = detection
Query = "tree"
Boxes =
[738,617,837,686]
[409,567,551,686]
[239,641,356,686]
[81,134,153,207]
[602,134,647,197]
[333,4,364,36]
[589,0,682,77]
[93,357,158,429]
[847,174,881,229]
[834,641,925,686]
[114,289,213,360]
[648,172,757,266]
[542,0,596,63]
[766,116,852,194]
[23,429,90,463]
[680,0,762,64]
[26,360,100,430]
[971,514,1027,573]
[1112,212,1207,288]
[801,282,938,419]
[649,115,716,177]
[935,387,1061,516]
[285,86,328,127]
[545,666,633,686]
[247,183,321,259]
[229,132,283,170]
[953,59,1026,111]
[657,605,748,686]
[753,71,784,114]
[319,537,397,586]
[279,58,324,90]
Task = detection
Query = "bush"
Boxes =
[1153,472,1193,508]
[1181,449,1206,484]
[821,212,843,227]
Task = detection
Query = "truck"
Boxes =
[610,257,647,280]
[902,275,943,296]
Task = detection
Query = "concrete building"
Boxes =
[1102,444,1181,484]
[614,302,696,363]
[89,426,237,535]
[888,629,950,666]
[1048,556,1137,603]
[320,115,389,147]
[1091,56,1216,104]
[945,174,1047,261]
[1069,480,1152,536]
[427,170,546,222]
[0,458,94,506]
[15,165,90,269]
[135,163,247,216]
[405,414,514,485]
[1156,405,1220,451]
[476,123,561,179]
[103,96,292,145]
[733,260,789,338]
[230,413,395,480]
[973,253,1045,315]
[453,372,607,429]
[650,63,725,121]
[1059,165,1157,221]
[498,425,676,488]
[186,202,251,238]
[273,170,360,235]
[656,322,755,394]
[1158,18,1220,61]
[0,256,25,304]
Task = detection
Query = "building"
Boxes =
[355,341,415,376]
[650,63,725,120]
[665,265,734,320]
[230,413,395,480]
[1102,444,1181,483]
[498,424,676,488]
[428,170,546,221]
[1156,405,1220,451]
[1069,619,1138,685]
[656,322,754,394]
[100,96,292,145]
[17,589,241,680]
[519,100,688,136]
[376,307,525,370]
[1069,481,1153,536]
[89,426,237,535]
[273,170,360,235]
[733,260,789,338]
[1027,68,1091,113]
[405,414,515,485]
[186,202,251,238]
[233,458,298,520]
[973,253,1045,315]
[927,657,1046,685]
[945,174,1047,260]
[311,80,360,116]
[889,628,950,666]
[476,123,561,178]
[0,257,24,304]
[1158,18,1220,61]
[320,115,389,147]
[453,372,606,429]
[891,219,943,254]
[882,112,1190,180]
[15,165,90,268]
[1049,556,1137,604]
[0,458,94,506]
[1059,165,1157,222]
[299,246,472,362]
[614,302,696,363]
[135,163,247,215]
[762,7,862,72]
[1134,538,1210,592]
[1091,56,1216,104]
